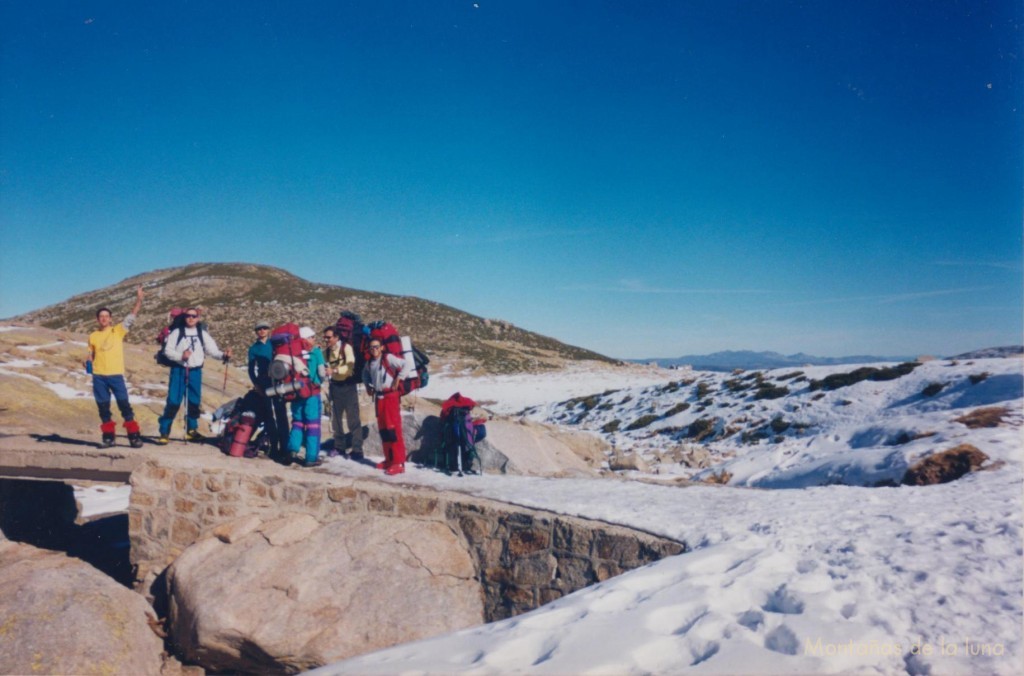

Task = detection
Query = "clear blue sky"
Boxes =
[2,1,1021,359]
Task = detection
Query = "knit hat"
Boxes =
[299,326,315,339]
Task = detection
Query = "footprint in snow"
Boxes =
[643,602,709,635]
[764,624,800,655]
[762,584,805,615]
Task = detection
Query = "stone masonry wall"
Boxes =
[129,455,685,621]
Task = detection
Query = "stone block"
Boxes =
[174,473,191,492]
[512,554,557,586]
[508,526,550,557]
[304,489,324,510]
[593,530,639,563]
[553,556,595,589]
[396,495,440,518]
[174,497,197,514]
[206,476,224,492]
[243,478,268,499]
[457,513,494,541]
[171,516,201,547]
[132,492,155,507]
[553,520,592,557]
[367,494,395,513]
[595,560,622,582]
[327,486,358,503]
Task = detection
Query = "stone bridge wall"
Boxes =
[129,455,685,621]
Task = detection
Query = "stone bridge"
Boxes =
[0,434,686,623]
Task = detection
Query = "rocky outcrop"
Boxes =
[0,538,165,676]
[902,444,989,485]
[364,409,604,477]
[166,513,483,673]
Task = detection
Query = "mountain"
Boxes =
[638,349,918,372]
[7,262,615,375]
[951,346,1024,360]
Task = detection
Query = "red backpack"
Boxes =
[367,321,429,396]
[266,323,316,400]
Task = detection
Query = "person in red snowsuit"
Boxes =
[361,339,407,475]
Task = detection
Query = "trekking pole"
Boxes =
[222,355,230,393]
[181,363,190,442]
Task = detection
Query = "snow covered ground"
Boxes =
[311,356,1023,675]
[73,356,1023,674]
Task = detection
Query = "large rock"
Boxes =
[166,513,484,673]
[0,539,165,676]
[364,410,603,477]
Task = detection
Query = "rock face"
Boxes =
[0,538,165,676]
[166,513,484,674]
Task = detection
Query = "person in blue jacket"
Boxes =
[247,320,289,461]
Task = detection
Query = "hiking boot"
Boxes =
[155,435,170,445]
[350,451,364,461]
[185,429,206,442]
[375,461,390,470]
[124,421,143,448]
[385,464,405,476]
[100,422,117,447]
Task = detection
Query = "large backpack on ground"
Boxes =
[366,320,430,396]
[215,391,263,458]
[433,392,485,476]
[154,309,206,367]
[334,310,367,379]
[265,323,315,400]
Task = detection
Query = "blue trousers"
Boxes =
[288,395,322,463]
[159,366,203,435]
[92,374,134,423]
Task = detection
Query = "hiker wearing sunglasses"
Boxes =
[156,308,232,444]
[362,339,407,475]
[86,285,145,448]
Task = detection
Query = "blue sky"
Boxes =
[1,1,1021,359]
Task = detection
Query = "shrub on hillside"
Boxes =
[808,362,919,391]
[663,402,691,417]
[921,382,946,397]
[626,414,660,431]
[687,417,717,442]
[754,384,789,400]
[968,372,990,385]
[601,419,621,434]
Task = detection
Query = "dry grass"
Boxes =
[953,406,1011,429]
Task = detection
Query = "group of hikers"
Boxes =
[85,286,410,475]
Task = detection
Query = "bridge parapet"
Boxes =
[130,454,686,621]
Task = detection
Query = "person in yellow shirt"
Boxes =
[86,286,144,447]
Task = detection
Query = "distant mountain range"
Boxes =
[635,346,1023,372]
